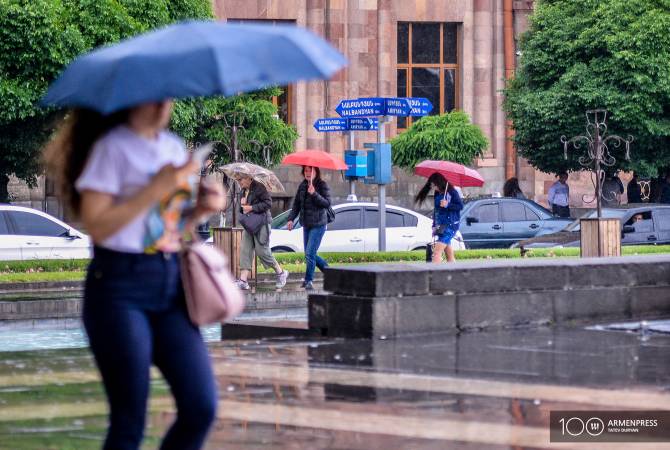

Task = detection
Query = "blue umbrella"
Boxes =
[41,21,346,114]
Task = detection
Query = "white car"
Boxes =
[268,202,465,253]
[0,205,91,260]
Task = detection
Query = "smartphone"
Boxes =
[191,143,214,168]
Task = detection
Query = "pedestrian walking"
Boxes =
[416,173,463,263]
[287,166,331,290]
[660,171,670,204]
[43,102,223,450]
[626,172,643,204]
[548,172,571,217]
[235,174,288,290]
[601,172,624,207]
[503,177,525,199]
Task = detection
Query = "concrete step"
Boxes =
[222,318,315,339]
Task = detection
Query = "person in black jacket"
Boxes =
[626,172,643,204]
[236,175,288,290]
[287,166,330,290]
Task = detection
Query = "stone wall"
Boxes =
[310,255,670,338]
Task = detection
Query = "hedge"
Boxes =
[2,245,669,275]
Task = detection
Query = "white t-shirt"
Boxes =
[75,125,190,254]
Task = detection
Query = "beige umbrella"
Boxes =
[220,162,285,193]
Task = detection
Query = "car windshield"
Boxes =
[563,209,627,232]
[271,210,300,230]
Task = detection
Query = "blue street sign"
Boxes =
[348,118,379,131]
[336,98,385,117]
[313,117,379,132]
[313,117,348,132]
[384,98,411,116]
[404,97,433,116]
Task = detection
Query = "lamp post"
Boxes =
[561,109,633,218]
[561,109,633,256]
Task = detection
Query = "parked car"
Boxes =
[515,204,670,250]
[459,197,573,249]
[0,205,91,260]
[263,202,464,253]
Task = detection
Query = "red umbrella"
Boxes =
[281,149,348,170]
[414,160,485,187]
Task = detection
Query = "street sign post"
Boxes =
[313,118,348,132]
[404,97,433,116]
[332,96,430,251]
[313,117,378,132]
[335,98,385,118]
[384,98,411,116]
[348,117,379,131]
[313,116,380,202]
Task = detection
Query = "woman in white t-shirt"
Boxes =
[44,101,223,450]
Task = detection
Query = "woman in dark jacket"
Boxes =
[236,175,288,290]
[287,166,330,290]
[503,177,525,199]
[416,173,463,263]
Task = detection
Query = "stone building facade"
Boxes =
[211,0,574,212]
[13,0,605,217]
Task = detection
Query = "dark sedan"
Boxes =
[516,204,670,250]
[459,197,573,249]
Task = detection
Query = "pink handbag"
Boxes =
[180,242,245,326]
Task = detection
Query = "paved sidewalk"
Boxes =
[1,323,669,449]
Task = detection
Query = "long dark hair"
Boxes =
[415,173,455,205]
[43,108,128,216]
[503,177,522,197]
[301,165,321,181]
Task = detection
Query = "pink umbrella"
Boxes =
[281,149,348,171]
[414,160,485,187]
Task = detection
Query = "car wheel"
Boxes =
[411,246,427,252]
[272,247,294,253]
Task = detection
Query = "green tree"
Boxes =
[0,0,212,202]
[171,88,299,168]
[503,0,670,177]
[390,111,489,170]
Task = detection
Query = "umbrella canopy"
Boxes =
[414,160,485,188]
[41,21,346,114]
[220,162,284,193]
[281,150,348,171]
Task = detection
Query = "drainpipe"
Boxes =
[503,0,516,179]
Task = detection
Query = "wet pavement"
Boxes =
[0,322,669,449]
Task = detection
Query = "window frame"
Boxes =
[363,208,408,229]
[0,212,11,235]
[397,22,461,129]
[654,209,670,231]
[524,205,541,222]
[625,210,654,232]
[329,207,363,232]
[501,201,527,222]
[471,202,500,223]
[403,212,418,227]
[6,210,68,237]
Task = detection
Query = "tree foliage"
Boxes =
[503,0,670,176]
[171,88,299,168]
[0,0,212,201]
[390,111,489,170]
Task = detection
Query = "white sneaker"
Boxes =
[276,270,289,288]
[235,279,250,290]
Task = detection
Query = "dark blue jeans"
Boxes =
[83,247,217,450]
[302,225,328,282]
